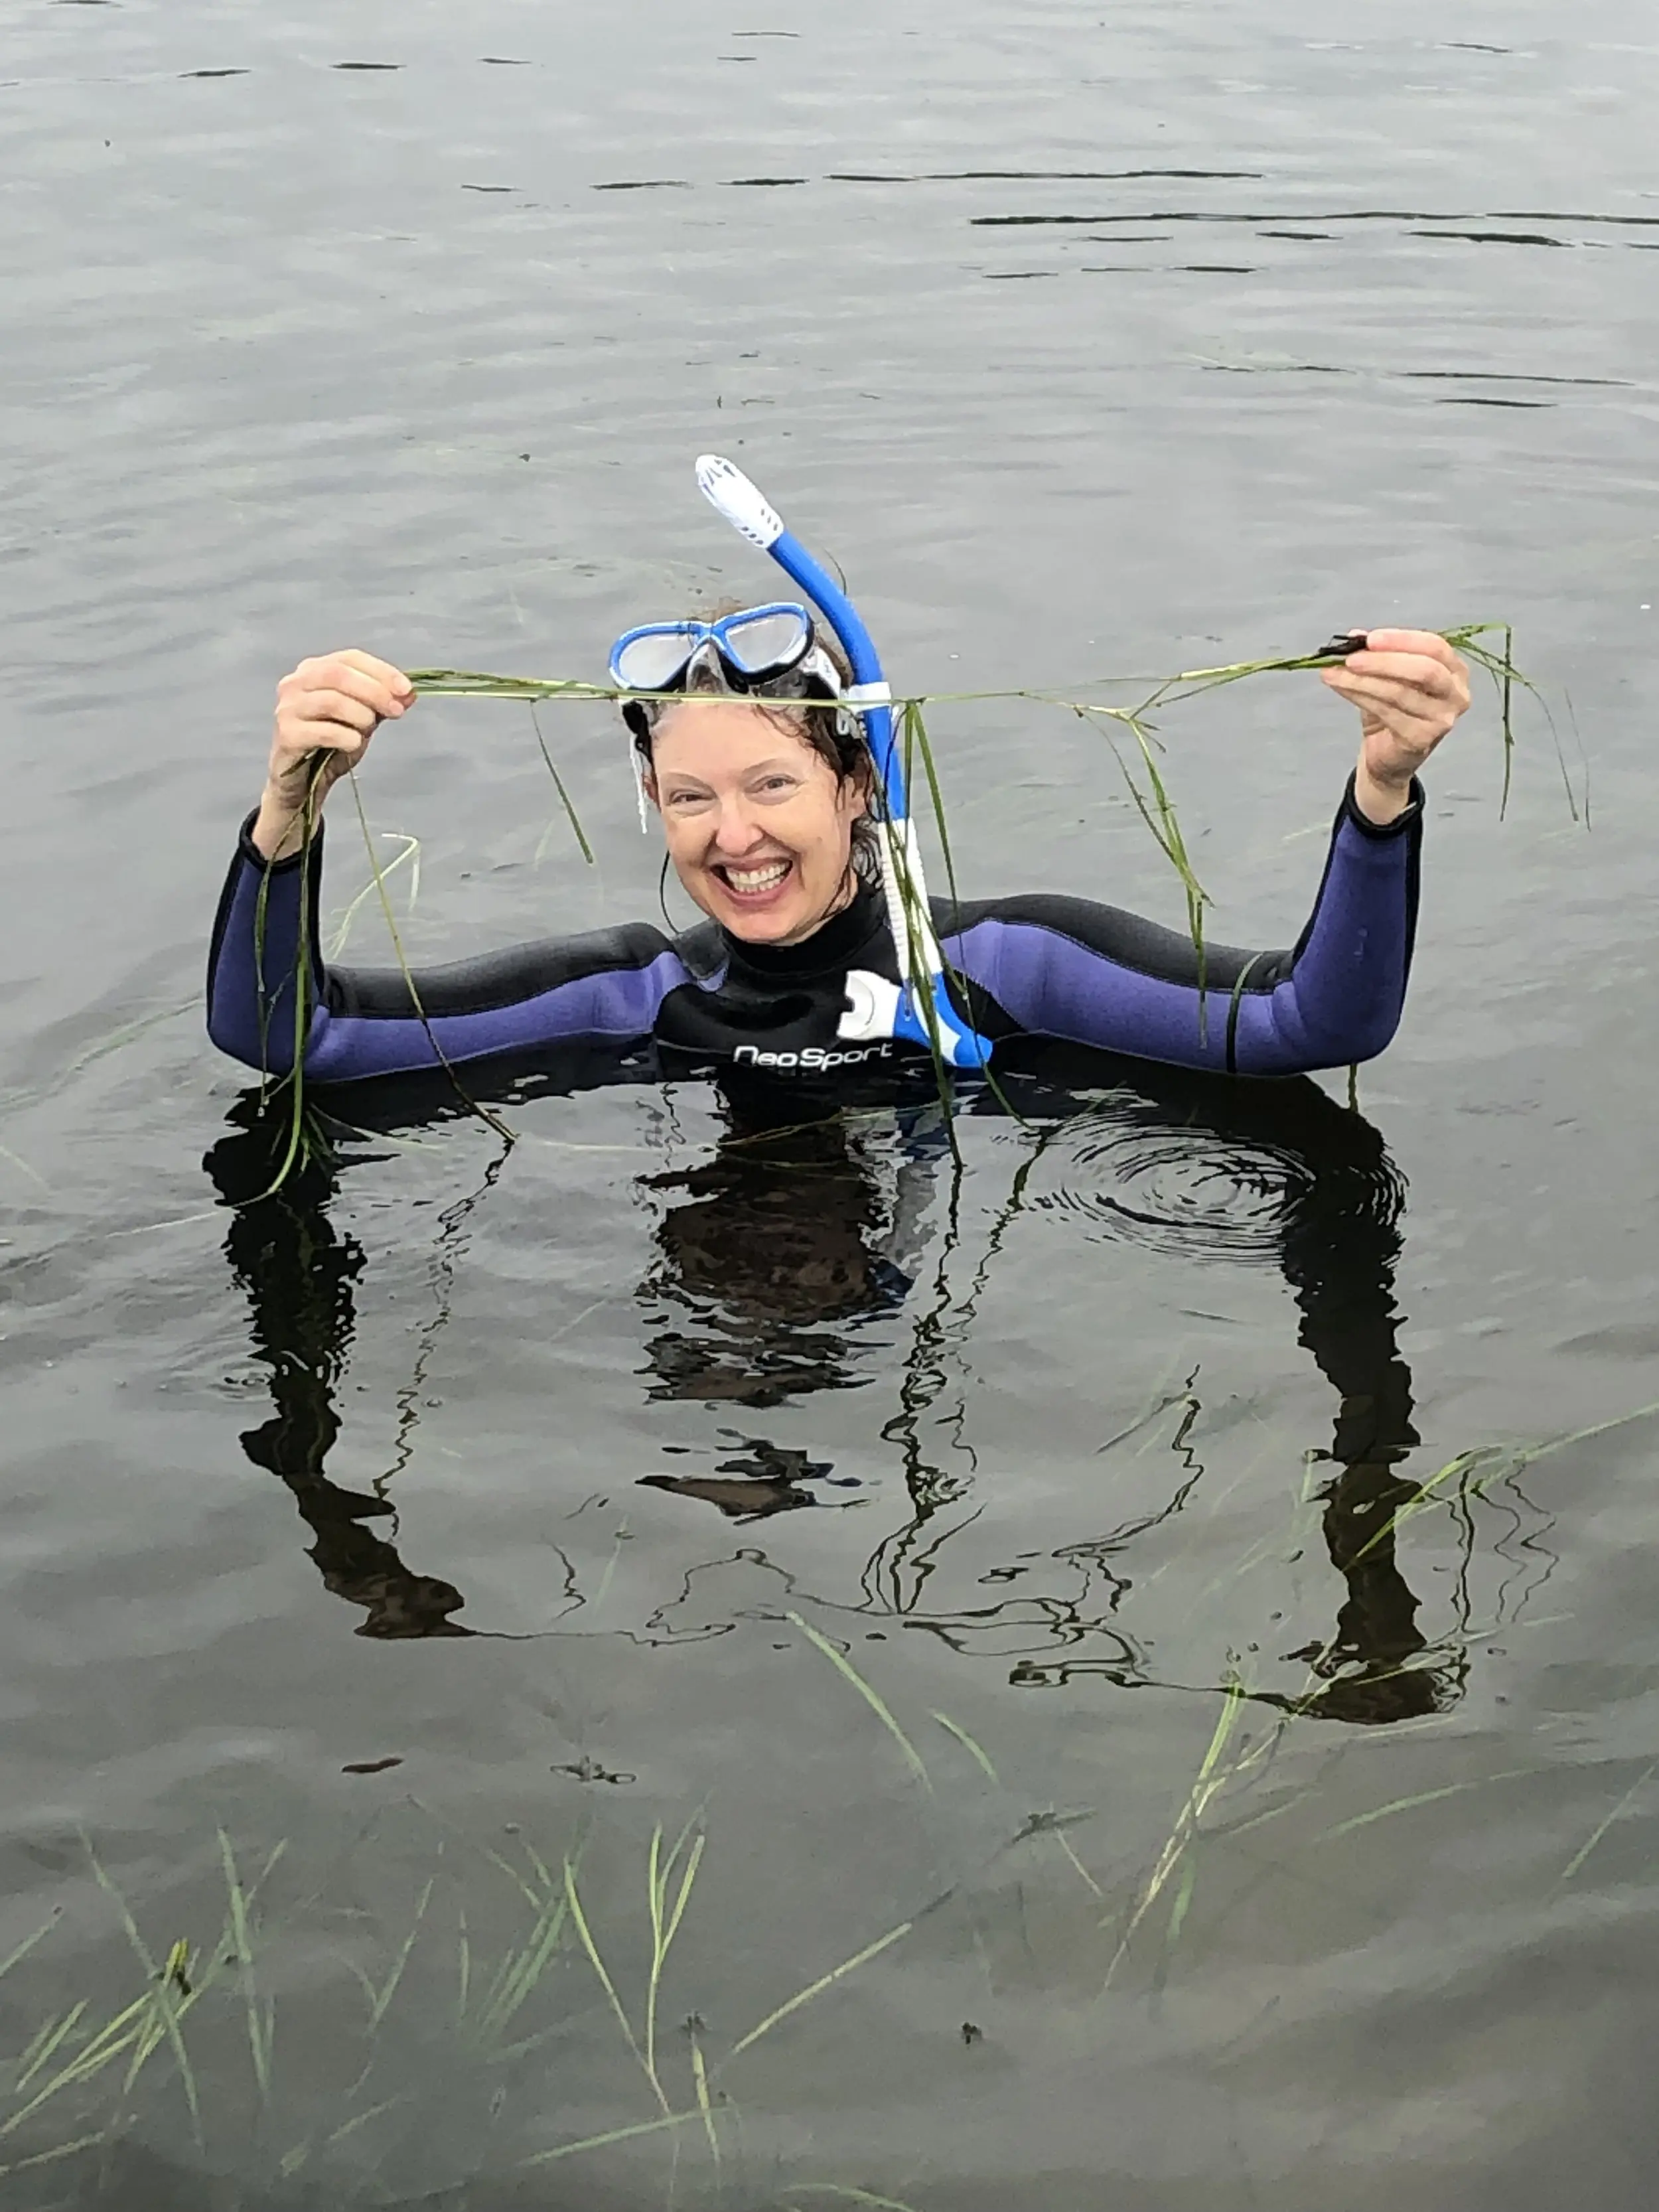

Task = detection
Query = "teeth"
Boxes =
[725,861,790,891]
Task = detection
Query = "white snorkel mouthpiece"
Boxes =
[695,455,784,550]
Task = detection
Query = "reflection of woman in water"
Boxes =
[209,1059,1455,1718]
[635,1109,916,1415]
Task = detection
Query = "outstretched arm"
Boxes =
[942,628,1470,1078]
[206,649,685,1084]
[206,822,684,1083]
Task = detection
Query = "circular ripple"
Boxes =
[1031,1104,1406,1266]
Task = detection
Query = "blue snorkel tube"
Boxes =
[694,455,991,1070]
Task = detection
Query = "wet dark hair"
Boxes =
[626,611,881,880]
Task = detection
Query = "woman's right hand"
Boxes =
[252,650,415,860]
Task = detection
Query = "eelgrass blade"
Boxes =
[0,1140,46,1190]
[644,1824,666,2093]
[1456,622,1577,822]
[362,1878,434,2034]
[901,699,1025,1127]
[0,1993,152,2139]
[474,1889,569,2050]
[481,1846,534,1910]
[886,712,964,1164]
[662,1830,705,1960]
[521,2106,701,2167]
[1521,1396,1659,1467]
[1053,1825,1104,1900]
[0,1916,56,1988]
[528,703,595,865]
[1561,1757,1659,1883]
[786,1612,930,1791]
[0,1840,288,2143]
[123,1980,178,2095]
[562,1860,662,2108]
[407,669,616,703]
[218,1830,275,2103]
[789,2188,926,2212]
[723,1918,914,2064]
[348,772,517,1151]
[326,834,421,958]
[929,1710,999,1785]
[0,2130,106,2181]
[326,2092,412,2148]
[688,2020,719,2168]
[13,2002,88,2095]
[1347,1447,1496,1566]
[472,1854,570,2044]
[645,1820,705,2099]
[1165,1856,1197,1952]
[1319,1769,1534,1844]
[85,1850,201,2141]
[486,2024,567,2066]
[250,769,322,1199]
[1103,1677,1248,1986]
[0,997,196,1124]
[516,1830,559,1897]
[1076,703,1214,997]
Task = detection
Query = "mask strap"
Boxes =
[632,743,651,833]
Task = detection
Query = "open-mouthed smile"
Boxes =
[713,857,794,900]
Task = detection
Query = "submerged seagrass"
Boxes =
[6,1376,1646,2192]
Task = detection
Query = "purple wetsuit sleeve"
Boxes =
[941,776,1422,1078]
[206,817,685,1082]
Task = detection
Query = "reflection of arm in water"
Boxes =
[204,1110,472,1639]
[1270,1088,1447,1723]
[956,1049,1451,1716]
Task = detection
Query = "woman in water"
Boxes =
[206,613,1470,1087]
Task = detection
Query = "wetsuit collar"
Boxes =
[717,879,887,980]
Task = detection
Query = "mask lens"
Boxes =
[613,627,700,692]
[721,607,810,676]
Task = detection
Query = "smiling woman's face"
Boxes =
[645,698,869,946]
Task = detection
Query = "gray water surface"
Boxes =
[5,2,1659,2205]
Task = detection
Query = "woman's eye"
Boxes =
[757,776,797,795]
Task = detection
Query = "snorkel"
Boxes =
[693,455,991,1070]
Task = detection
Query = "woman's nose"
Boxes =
[709,798,764,854]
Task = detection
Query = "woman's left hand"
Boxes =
[1322,627,1472,824]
